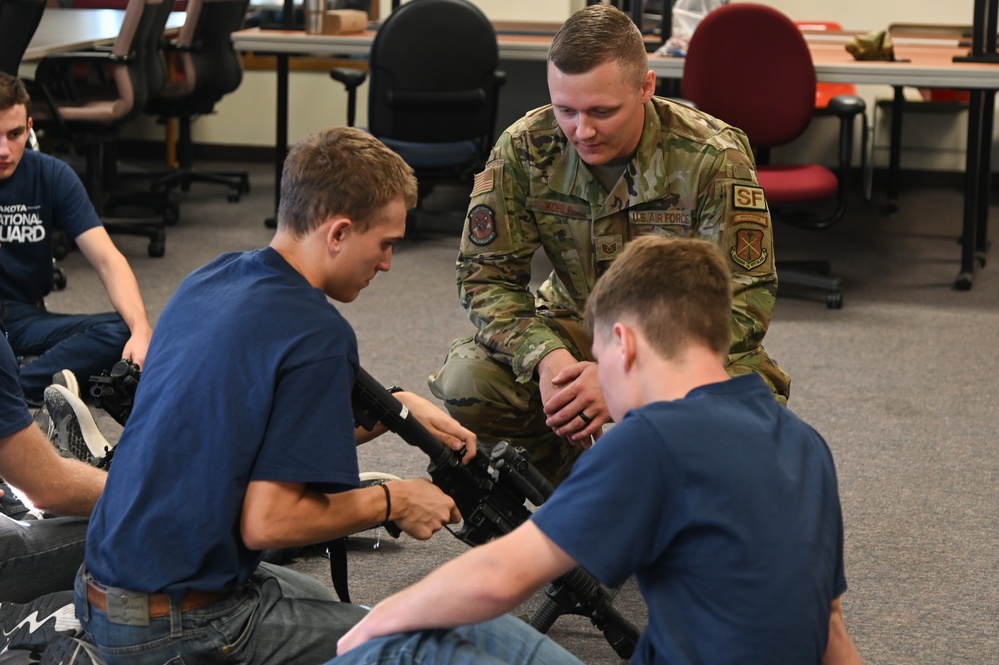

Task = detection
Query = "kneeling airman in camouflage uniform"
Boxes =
[430,4,790,483]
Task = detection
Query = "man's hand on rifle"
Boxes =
[395,391,477,464]
[383,478,463,540]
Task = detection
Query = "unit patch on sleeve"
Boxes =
[730,227,769,270]
[467,204,497,246]
[732,184,768,211]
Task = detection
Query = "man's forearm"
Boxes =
[339,524,567,654]
[824,598,864,665]
[100,255,152,336]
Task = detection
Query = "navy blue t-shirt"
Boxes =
[0,332,32,439]
[532,374,846,665]
[85,247,362,595]
[0,150,102,303]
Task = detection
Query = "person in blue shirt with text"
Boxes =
[0,72,152,405]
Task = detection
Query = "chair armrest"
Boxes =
[35,50,133,104]
[37,50,133,72]
[826,93,866,120]
[165,38,200,52]
[330,68,368,128]
[330,67,367,92]
[827,94,867,169]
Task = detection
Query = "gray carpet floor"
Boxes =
[47,158,999,665]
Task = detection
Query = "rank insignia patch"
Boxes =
[468,204,497,246]
[730,228,768,270]
[595,234,623,261]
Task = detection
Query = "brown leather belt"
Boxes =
[85,579,229,618]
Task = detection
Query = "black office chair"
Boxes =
[683,3,866,308]
[329,0,505,224]
[142,0,251,202]
[28,0,176,257]
[0,0,46,76]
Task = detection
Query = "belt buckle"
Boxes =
[104,586,151,627]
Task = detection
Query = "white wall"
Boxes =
[742,0,973,32]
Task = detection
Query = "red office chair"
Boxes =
[683,3,866,308]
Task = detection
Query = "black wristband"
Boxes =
[379,482,391,523]
[386,386,404,394]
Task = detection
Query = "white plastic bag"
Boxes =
[657,0,729,57]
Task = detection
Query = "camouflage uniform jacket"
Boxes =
[457,97,790,397]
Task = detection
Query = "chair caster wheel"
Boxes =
[826,292,843,309]
[227,190,240,203]
[163,200,180,226]
[53,266,67,290]
[148,231,166,258]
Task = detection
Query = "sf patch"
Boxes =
[732,184,768,211]
[467,204,497,246]
[730,227,768,270]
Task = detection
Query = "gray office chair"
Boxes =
[142,0,251,202]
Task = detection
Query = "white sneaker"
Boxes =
[51,369,81,399]
[43,385,113,467]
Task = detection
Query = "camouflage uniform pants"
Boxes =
[429,318,593,485]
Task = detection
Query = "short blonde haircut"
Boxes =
[548,4,649,88]
[277,127,418,236]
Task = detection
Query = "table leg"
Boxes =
[956,89,987,290]
[974,91,994,269]
[266,52,290,228]
[885,85,904,212]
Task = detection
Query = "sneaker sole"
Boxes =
[0,590,79,652]
[46,385,110,464]
[40,634,104,665]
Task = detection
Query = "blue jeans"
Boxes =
[0,513,89,602]
[1,300,130,405]
[76,562,369,665]
[330,615,585,665]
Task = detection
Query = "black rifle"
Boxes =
[85,359,143,468]
[351,366,641,660]
[89,359,142,428]
[87,361,641,658]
